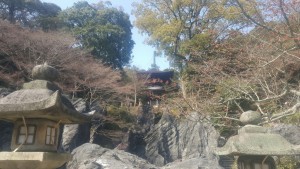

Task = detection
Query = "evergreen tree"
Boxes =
[60,1,134,69]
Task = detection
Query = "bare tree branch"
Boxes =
[234,0,288,37]
[279,0,300,48]
[270,102,300,121]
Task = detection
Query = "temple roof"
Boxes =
[137,70,174,81]
[215,125,300,156]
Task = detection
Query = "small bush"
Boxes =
[277,156,299,169]
[107,105,135,123]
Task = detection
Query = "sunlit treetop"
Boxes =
[60,1,134,69]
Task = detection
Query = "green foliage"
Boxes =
[35,2,62,31]
[133,0,245,69]
[180,33,212,56]
[103,122,121,130]
[216,77,256,111]
[60,1,134,69]
[107,105,135,123]
[277,156,299,169]
[282,112,300,125]
[0,0,61,28]
[36,16,62,31]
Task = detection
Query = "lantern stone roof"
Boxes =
[215,125,300,156]
[0,64,89,124]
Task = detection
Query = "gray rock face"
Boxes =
[269,124,300,166]
[59,98,91,152]
[59,99,91,152]
[67,143,223,169]
[162,157,223,169]
[144,112,221,167]
[60,124,90,152]
[127,128,147,158]
[0,88,11,98]
[66,143,157,169]
[269,123,300,145]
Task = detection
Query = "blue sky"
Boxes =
[42,0,170,70]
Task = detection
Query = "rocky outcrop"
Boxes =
[0,88,11,98]
[269,124,300,166]
[66,143,157,169]
[60,97,132,151]
[162,157,223,169]
[66,143,224,169]
[127,128,147,158]
[60,124,90,152]
[63,111,223,169]
[59,98,91,152]
[269,123,300,145]
[125,104,155,158]
[144,112,221,167]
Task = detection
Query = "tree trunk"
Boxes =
[8,2,16,23]
[180,78,187,99]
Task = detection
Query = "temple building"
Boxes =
[0,64,89,169]
[137,70,177,106]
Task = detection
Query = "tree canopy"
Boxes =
[60,1,134,69]
[0,0,61,28]
[133,0,246,68]
[0,20,130,104]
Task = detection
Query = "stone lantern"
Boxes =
[0,64,90,169]
[215,110,300,169]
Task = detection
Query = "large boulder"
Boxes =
[162,157,223,169]
[66,143,157,169]
[144,112,221,167]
